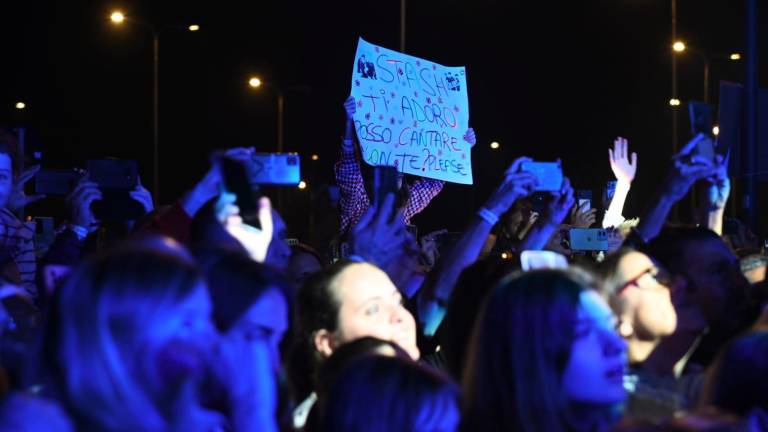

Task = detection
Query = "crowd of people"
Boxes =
[0,93,765,432]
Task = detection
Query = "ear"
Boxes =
[313,329,336,358]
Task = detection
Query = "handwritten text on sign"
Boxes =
[350,38,472,184]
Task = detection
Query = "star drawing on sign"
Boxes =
[354,80,360,87]
[438,97,443,104]
[365,113,371,120]
[357,100,364,108]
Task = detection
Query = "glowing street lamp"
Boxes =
[15,102,25,110]
[248,77,262,88]
[672,41,686,53]
[712,125,720,136]
[110,10,125,24]
[669,98,681,107]
[730,53,741,61]
[490,141,500,150]
[298,181,307,190]
[311,154,319,161]
[188,24,200,32]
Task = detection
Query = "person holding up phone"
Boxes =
[336,96,476,236]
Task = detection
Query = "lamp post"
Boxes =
[109,10,200,202]
[247,77,309,153]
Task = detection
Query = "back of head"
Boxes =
[704,331,768,417]
[320,355,460,432]
[462,268,592,432]
[42,238,210,430]
[439,256,520,381]
[199,248,293,335]
[642,226,722,277]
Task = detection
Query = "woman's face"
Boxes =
[616,251,677,339]
[150,284,217,381]
[330,263,419,360]
[562,290,627,404]
[229,288,289,371]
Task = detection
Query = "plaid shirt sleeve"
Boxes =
[403,178,444,224]
[334,143,370,234]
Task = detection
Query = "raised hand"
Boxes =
[349,193,407,268]
[703,153,730,210]
[129,177,154,214]
[542,177,575,226]
[662,138,719,203]
[182,147,255,217]
[343,96,357,120]
[7,165,45,212]
[216,192,274,263]
[463,128,477,148]
[483,157,538,218]
[609,137,638,184]
[66,175,102,231]
[570,201,597,228]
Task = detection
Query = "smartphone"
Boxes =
[569,228,609,251]
[86,159,138,190]
[576,189,592,211]
[689,101,715,138]
[86,159,143,222]
[34,169,83,196]
[521,161,563,192]
[604,180,617,203]
[247,153,301,186]
[221,156,262,230]
[520,250,568,271]
[690,133,716,164]
[373,165,399,217]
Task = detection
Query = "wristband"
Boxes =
[346,254,366,263]
[68,225,89,241]
[477,208,499,226]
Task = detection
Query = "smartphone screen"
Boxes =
[576,189,592,211]
[521,161,563,192]
[569,228,609,251]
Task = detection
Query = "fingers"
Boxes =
[26,194,46,205]
[630,152,638,169]
[17,165,41,186]
[507,156,533,175]
[674,134,704,160]
[374,193,396,229]
[257,197,274,239]
[608,148,614,163]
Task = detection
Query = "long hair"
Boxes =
[462,268,597,432]
[702,330,768,416]
[40,242,210,431]
[321,355,460,432]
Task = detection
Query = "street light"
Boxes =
[188,24,200,32]
[712,125,720,136]
[110,11,125,24]
[15,102,25,110]
[669,98,681,106]
[490,141,500,149]
[298,181,307,190]
[248,77,262,88]
[730,53,741,61]
[311,154,319,161]
[672,41,686,52]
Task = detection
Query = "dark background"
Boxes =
[0,0,765,244]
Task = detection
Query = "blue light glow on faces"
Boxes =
[562,291,627,404]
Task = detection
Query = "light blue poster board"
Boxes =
[350,38,472,184]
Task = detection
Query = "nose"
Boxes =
[389,304,407,325]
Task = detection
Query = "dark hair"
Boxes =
[703,331,768,416]
[438,256,520,381]
[289,260,357,398]
[642,226,722,277]
[462,268,609,432]
[198,249,292,334]
[320,355,460,432]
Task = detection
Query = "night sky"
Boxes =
[1,1,765,241]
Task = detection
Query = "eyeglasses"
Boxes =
[617,266,672,294]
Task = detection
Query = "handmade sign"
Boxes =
[350,37,472,184]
